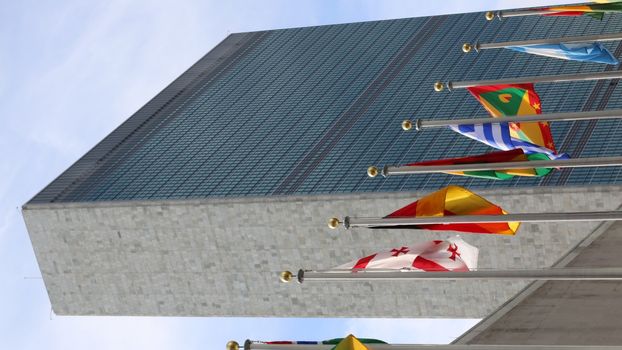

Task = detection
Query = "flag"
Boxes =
[543,3,622,19]
[334,236,478,272]
[372,185,519,234]
[449,122,568,160]
[324,338,386,345]
[329,335,382,350]
[266,341,322,345]
[467,84,541,117]
[462,84,568,159]
[507,42,619,65]
[406,149,553,180]
[265,337,386,347]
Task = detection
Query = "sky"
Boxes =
[0,1,575,349]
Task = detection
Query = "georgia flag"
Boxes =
[334,236,478,272]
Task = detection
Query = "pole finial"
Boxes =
[402,120,413,131]
[485,11,495,21]
[462,43,473,53]
[328,217,341,229]
[226,341,240,350]
[280,270,294,283]
[367,166,379,178]
[434,81,445,92]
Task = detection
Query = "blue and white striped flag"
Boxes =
[507,42,619,65]
[449,122,569,160]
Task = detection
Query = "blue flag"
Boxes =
[507,42,619,65]
[449,122,570,160]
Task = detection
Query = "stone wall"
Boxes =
[22,186,622,317]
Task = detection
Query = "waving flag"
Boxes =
[266,337,386,347]
[450,122,568,160]
[467,84,541,117]
[334,236,478,272]
[324,338,386,345]
[330,335,386,350]
[458,84,568,159]
[374,185,519,235]
[507,42,618,65]
[266,341,323,345]
[543,3,622,19]
[407,149,553,180]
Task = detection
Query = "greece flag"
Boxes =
[507,42,619,65]
[449,122,569,160]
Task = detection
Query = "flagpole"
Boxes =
[434,70,622,92]
[284,267,622,284]
[401,109,622,131]
[236,340,622,350]
[326,211,622,230]
[366,156,622,178]
[485,9,584,21]
[462,32,622,53]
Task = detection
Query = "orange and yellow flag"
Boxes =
[382,185,520,235]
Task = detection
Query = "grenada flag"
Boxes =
[466,83,565,159]
[467,83,541,118]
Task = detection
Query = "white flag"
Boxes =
[335,237,478,271]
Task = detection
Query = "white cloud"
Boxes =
[3,1,214,160]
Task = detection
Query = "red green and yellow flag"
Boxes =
[467,83,560,157]
[380,185,520,235]
[407,149,553,180]
[543,3,622,19]
[467,84,542,117]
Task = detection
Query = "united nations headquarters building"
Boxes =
[23,2,622,345]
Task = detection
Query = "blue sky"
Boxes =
[0,1,573,349]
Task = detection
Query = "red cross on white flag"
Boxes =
[334,236,478,272]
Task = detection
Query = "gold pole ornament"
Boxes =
[280,270,294,283]
[328,217,341,229]
[485,11,495,21]
[434,81,444,92]
[402,119,413,131]
[367,166,379,178]
[462,43,473,53]
[226,341,240,350]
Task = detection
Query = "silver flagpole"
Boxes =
[401,109,622,131]
[485,9,595,21]
[462,32,622,53]
[325,211,622,230]
[367,156,622,178]
[236,340,622,350]
[285,267,622,283]
[433,70,622,92]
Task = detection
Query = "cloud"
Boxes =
[3,1,214,160]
